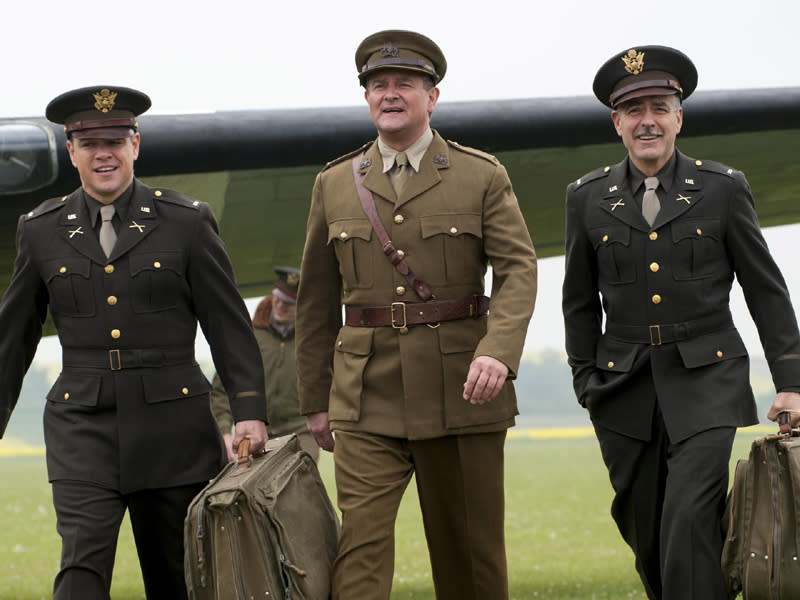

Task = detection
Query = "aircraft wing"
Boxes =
[1,88,799,315]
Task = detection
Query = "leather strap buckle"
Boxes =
[649,325,662,346]
[391,302,407,330]
[109,349,122,370]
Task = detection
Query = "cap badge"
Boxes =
[381,43,399,58]
[93,89,117,113]
[621,49,645,75]
[287,272,299,286]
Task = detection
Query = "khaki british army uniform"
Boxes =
[297,130,537,598]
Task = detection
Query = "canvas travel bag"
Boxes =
[722,413,800,599]
[184,434,340,599]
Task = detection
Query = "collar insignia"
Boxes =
[621,49,645,75]
[381,43,399,58]
[676,194,692,204]
[93,89,117,113]
[67,213,77,220]
[68,226,84,238]
[129,221,146,232]
[433,154,448,165]
[609,185,618,192]
[140,206,151,213]
[610,199,625,211]
[359,158,372,169]
[685,178,694,185]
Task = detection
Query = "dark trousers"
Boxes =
[51,480,205,600]
[594,414,735,600]
[332,430,508,600]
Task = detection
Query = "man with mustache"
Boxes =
[562,46,800,599]
[296,30,537,599]
[0,86,268,599]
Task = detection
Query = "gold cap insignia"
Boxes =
[381,43,399,58]
[287,272,299,286]
[621,49,645,75]
[93,89,118,113]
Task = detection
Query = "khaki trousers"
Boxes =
[331,430,508,600]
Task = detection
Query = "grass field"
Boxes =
[0,431,769,599]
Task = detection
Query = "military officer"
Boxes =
[296,30,537,600]
[210,266,319,462]
[0,86,268,600]
[562,46,800,599]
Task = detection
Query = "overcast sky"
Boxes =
[7,0,800,363]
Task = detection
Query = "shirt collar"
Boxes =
[378,128,434,173]
[84,180,135,226]
[628,151,677,194]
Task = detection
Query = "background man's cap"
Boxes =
[272,266,300,304]
[355,30,446,86]
[593,46,697,108]
[46,86,151,139]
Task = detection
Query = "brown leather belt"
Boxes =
[345,295,489,328]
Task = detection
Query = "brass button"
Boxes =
[153,261,161,269]
[607,361,615,368]
[104,264,115,274]
[399,327,409,335]
[650,262,660,273]
[396,250,405,258]
[182,387,189,395]
[63,393,70,400]
[107,296,118,306]
[154,190,162,197]
[717,350,723,358]
[602,234,609,243]
[396,286,406,296]
[61,195,68,201]
[603,166,610,173]
[449,227,458,234]
[651,294,662,304]
[649,231,658,241]
[394,214,404,224]
[339,231,348,240]
[337,340,343,348]
[696,228,702,235]
[111,329,121,339]
[59,266,67,274]
[695,160,703,166]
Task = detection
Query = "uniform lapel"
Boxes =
[59,191,107,264]
[107,180,159,261]
[599,162,649,232]
[651,152,703,229]
[361,142,396,206]
[397,133,448,208]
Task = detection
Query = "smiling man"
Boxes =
[0,86,268,600]
[296,30,537,600]
[562,47,800,599]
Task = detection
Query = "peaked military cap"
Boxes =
[593,46,697,108]
[46,85,151,139]
[272,266,300,304]
[355,30,447,86]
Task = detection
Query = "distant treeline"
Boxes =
[1,352,780,445]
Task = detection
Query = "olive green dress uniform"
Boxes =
[563,46,800,600]
[297,130,537,597]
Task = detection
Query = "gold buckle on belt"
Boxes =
[391,302,408,331]
[649,325,662,346]
[109,349,121,370]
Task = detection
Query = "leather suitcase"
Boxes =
[722,414,800,599]
[184,434,340,599]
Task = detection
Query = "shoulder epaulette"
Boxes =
[23,195,68,221]
[694,158,738,178]
[322,142,373,172]
[151,188,203,210]
[573,166,611,188]
[445,139,499,165]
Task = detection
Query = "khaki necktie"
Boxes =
[392,152,409,195]
[642,176,660,226]
[99,204,117,258]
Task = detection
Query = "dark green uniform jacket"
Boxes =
[0,179,266,493]
[563,151,800,442]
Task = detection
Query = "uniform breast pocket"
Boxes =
[328,219,374,289]
[590,224,636,285]
[129,251,185,313]
[44,257,96,317]
[670,218,723,280]
[420,213,483,285]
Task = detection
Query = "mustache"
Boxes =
[635,127,663,138]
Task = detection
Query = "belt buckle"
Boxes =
[649,325,662,346]
[391,302,408,332]
[109,349,122,370]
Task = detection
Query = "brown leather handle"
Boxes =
[237,438,251,463]
[779,412,792,436]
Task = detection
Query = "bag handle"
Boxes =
[351,154,433,301]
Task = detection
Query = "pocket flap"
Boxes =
[671,217,720,242]
[44,257,91,283]
[141,365,211,404]
[421,213,482,240]
[589,224,630,250]
[335,327,374,356]
[129,251,183,276]
[47,372,101,406]
[676,329,747,368]
[328,219,372,245]
[596,336,637,373]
